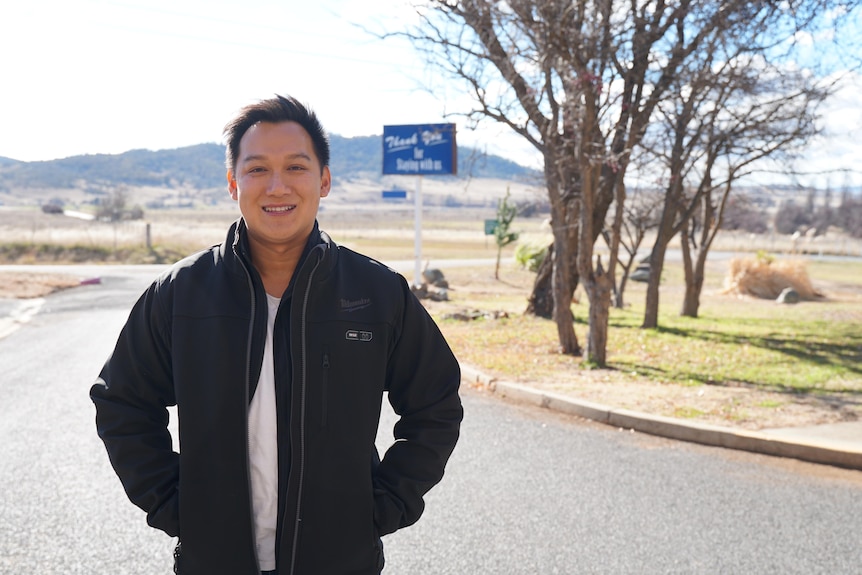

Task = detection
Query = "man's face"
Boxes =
[227,121,330,255]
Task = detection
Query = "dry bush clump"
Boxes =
[722,255,821,299]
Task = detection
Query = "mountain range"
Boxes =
[0,134,539,197]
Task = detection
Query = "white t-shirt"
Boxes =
[248,293,280,571]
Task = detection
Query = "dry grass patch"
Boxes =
[722,254,821,300]
[0,272,82,298]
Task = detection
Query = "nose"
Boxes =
[267,172,290,196]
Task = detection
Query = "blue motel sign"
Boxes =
[382,124,457,176]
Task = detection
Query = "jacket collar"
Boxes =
[224,218,336,282]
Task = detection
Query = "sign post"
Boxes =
[414,177,423,287]
[382,123,457,287]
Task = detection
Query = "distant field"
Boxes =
[0,205,545,263]
[2,204,861,263]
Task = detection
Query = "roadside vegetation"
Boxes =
[433,260,862,395]
[430,257,862,430]
[0,242,186,265]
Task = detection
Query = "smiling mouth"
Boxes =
[263,205,295,213]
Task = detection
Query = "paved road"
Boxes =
[2,267,862,574]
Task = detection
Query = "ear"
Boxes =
[320,166,331,198]
[226,170,238,201]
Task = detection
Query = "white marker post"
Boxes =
[414,175,423,288]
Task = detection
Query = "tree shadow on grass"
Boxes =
[649,323,862,392]
[638,360,861,405]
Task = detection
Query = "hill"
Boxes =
[0,135,541,210]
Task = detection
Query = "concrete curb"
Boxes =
[460,364,862,471]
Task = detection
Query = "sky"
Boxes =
[1,0,860,187]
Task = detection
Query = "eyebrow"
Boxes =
[240,152,313,164]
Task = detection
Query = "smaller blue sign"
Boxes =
[382,189,408,199]
[382,123,457,176]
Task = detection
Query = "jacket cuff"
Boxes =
[147,490,180,538]
[372,487,405,536]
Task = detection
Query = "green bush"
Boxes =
[514,242,547,272]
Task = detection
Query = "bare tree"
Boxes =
[401,1,743,363]
[681,75,824,317]
[605,185,662,309]
[97,186,129,222]
[400,2,583,353]
[636,4,847,325]
[396,0,860,363]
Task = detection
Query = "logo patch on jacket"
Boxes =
[340,297,371,312]
[345,329,373,342]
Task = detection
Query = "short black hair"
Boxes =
[223,94,330,174]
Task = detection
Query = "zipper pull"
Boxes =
[322,352,330,369]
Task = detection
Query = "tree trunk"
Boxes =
[680,203,716,318]
[525,242,554,318]
[679,222,704,317]
[552,259,580,355]
[525,240,584,319]
[583,258,614,365]
[641,243,669,329]
[526,154,581,355]
[551,202,581,356]
[680,263,704,317]
[614,264,631,309]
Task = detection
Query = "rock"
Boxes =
[630,259,651,283]
[422,268,448,287]
[777,287,800,304]
[411,282,448,301]
[429,287,449,302]
[410,284,428,298]
[441,309,509,321]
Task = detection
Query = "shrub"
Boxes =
[514,242,547,272]
[721,255,821,300]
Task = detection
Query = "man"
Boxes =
[90,95,463,575]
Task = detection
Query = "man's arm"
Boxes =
[373,278,463,536]
[90,282,180,537]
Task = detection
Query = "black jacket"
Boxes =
[90,220,463,574]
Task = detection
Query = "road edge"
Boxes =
[460,364,862,471]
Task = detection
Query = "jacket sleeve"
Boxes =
[89,280,180,537]
[373,277,463,536]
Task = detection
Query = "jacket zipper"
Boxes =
[287,246,325,575]
[237,251,262,574]
[321,350,330,428]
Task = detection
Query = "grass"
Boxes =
[434,257,862,398]
[758,400,785,409]
[673,406,707,419]
[0,242,190,265]
[607,305,862,393]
